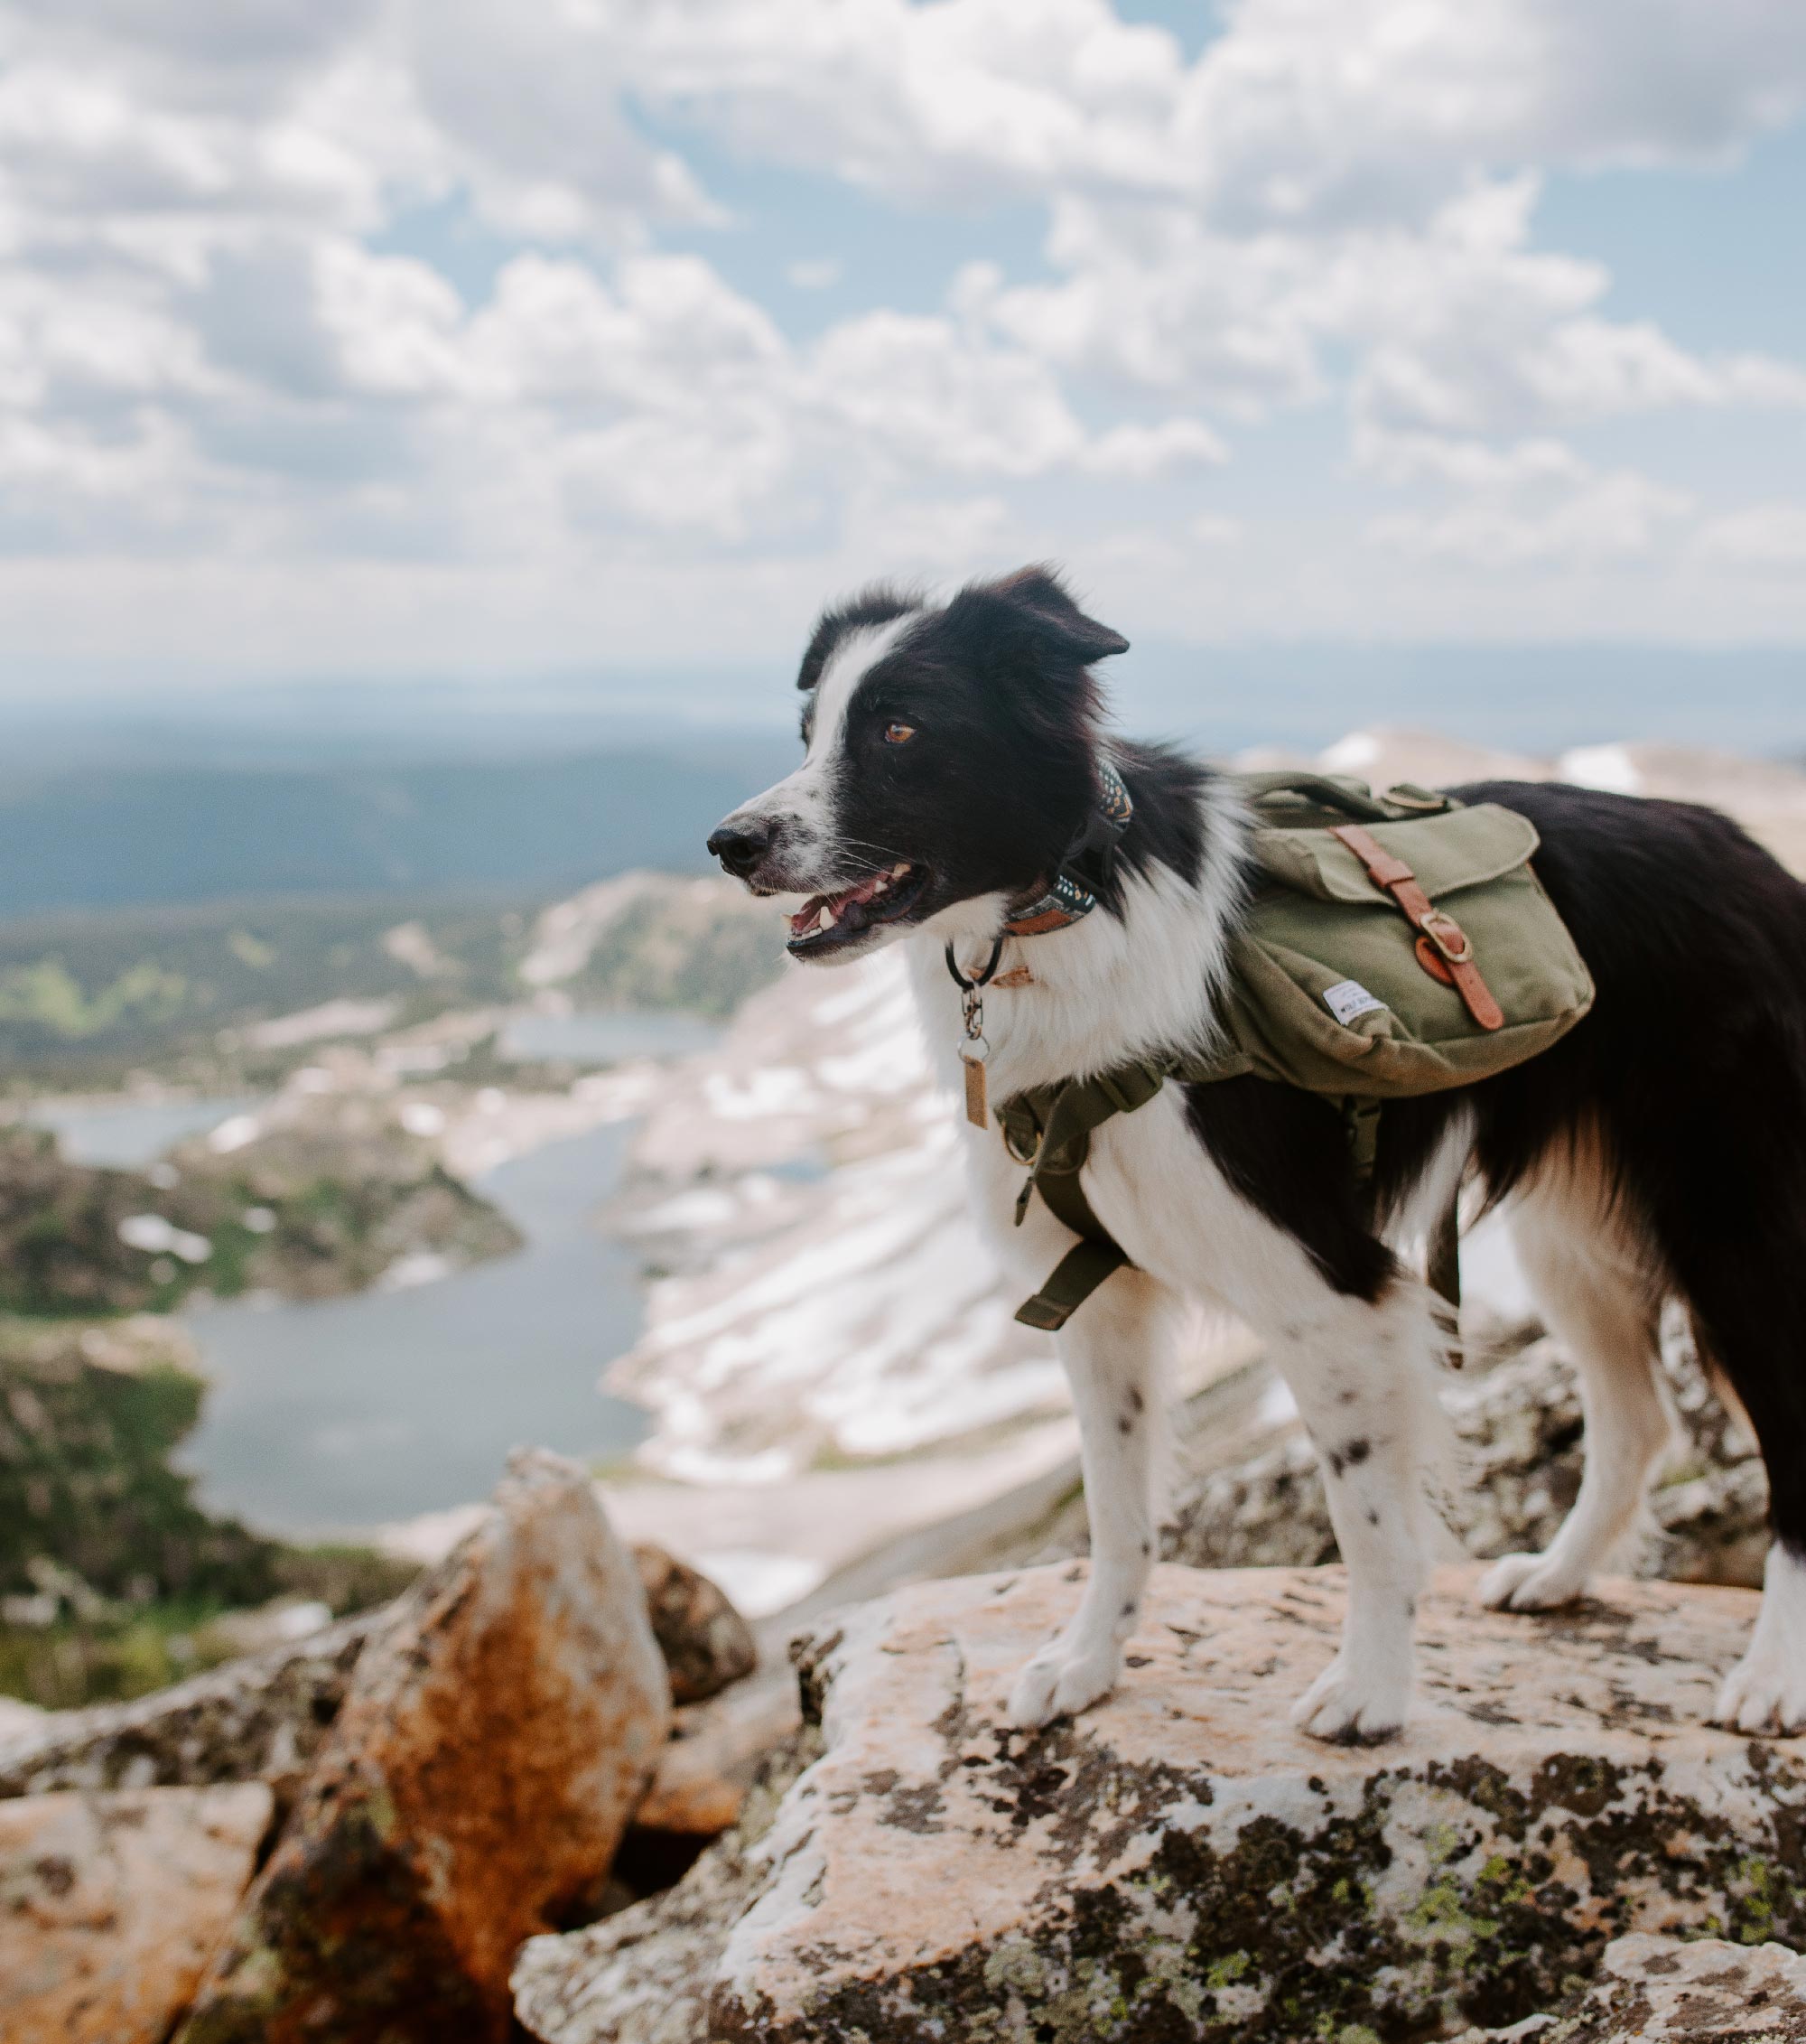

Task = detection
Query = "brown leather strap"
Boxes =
[1330,824,1505,1032]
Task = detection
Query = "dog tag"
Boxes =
[963,1052,989,1129]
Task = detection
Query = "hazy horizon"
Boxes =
[7,639,1801,775]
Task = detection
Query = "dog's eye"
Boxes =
[883,721,917,746]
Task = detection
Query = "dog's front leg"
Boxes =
[1259,1288,1440,1745]
[1007,1267,1176,1730]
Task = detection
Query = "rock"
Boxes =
[0,1610,377,1810]
[514,1733,822,2044]
[173,1449,669,2044]
[0,1783,271,2044]
[1469,1930,1806,2041]
[634,1740,744,1838]
[531,1562,1801,2043]
[1159,1330,1766,1590]
[635,1544,758,1703]
[635,1664,802,1842]
[1,1544,751,1828]
[0,1695,45,1742]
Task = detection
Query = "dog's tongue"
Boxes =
[789,873,882,938]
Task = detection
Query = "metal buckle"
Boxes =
[1001,1120,1041,1165]
[1420,910,1474,965]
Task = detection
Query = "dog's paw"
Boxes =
[1476,1552,1588,1612]
[1714,1645,1806,1738]
[1289,1657,1406,1746]
[1005,1639,1121,1731]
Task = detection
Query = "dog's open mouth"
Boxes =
[787,862,930,957]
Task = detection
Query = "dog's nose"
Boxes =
[707,815,775,879]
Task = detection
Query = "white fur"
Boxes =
[1718,1544,1806,1734]
[898,774,1444,1741]
[734,613,920,883]
[1478,1145,1671,1612]
[907,765,1248,1104]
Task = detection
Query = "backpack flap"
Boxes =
[1256,804,1540,903]
[1213,802,1596,1100]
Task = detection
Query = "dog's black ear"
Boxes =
[954,565,1129,666]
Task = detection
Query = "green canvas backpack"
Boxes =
[998,770,1596,1331]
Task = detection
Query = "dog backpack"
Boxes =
[999,770,1597,1331]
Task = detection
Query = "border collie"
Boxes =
[707,565,1806,1745]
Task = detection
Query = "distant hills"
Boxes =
[0,748,793,918]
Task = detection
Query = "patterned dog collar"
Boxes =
[1001,760,1134,938]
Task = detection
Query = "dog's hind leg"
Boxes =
[1006,1267,1178,1730]
[1478,1171,1670,1612]
[1675,1224,1806,1735]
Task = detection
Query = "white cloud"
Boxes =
[1078,417,1228,477]
[2,0,1806,666]
[1174,0,1806,229]
[1696,502,1806,566]
[1371,470,1694,566]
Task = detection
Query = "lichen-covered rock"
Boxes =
[174,1449,670,2044]
[598,1562,1798,2044]
[634,1544,758,1704]
[0,1610,377,1809]
[0,1783,271,2044]
[1471,1930,1806,2041]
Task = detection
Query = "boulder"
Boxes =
[634,1664,802,1842]
[1471,1930,1806,2041]
[1159,1331,1766,1590]
[0,1783,271,2044]
[0,1611,377,1811]
[634,1543,758,1703]
[520,1562,1803,2044]
[175,1449,669,2044]
[0,1545,750,1815]
[515,1734,821,2044]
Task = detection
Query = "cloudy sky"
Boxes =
[3,0,1805,699]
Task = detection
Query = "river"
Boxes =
[33,1019,703,1542]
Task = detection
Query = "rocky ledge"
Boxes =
[516,1561,1799,2044]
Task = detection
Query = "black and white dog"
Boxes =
[708,565,1806,1745]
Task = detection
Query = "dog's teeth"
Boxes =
[819,905,838,929]
[891,863,909,877]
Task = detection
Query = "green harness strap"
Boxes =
[999,1062,1461,1333]
[998,1060,1170,1331]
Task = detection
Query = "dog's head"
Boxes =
[706,566,1128,965]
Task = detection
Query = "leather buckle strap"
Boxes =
[1329,823,1505,1033]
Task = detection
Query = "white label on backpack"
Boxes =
[1324,978,1385,1025]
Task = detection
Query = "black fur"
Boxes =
[796,566,1127,924]
[1184,768,1806,1556]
